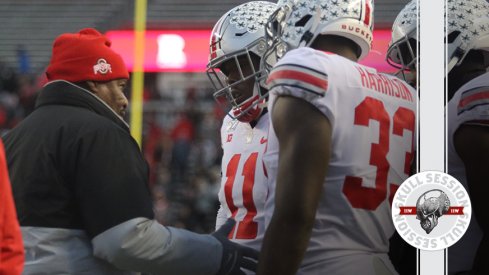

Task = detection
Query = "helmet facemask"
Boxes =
[207,48,267,123]
[387,0,418,84]
[387,32,417,84]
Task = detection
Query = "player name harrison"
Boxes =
[356,66,414,102]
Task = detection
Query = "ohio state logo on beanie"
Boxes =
[93,59,112,75]
[46,28,129,83]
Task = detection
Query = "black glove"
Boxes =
[212,218,259,275]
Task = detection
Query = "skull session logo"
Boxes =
[391,171,471,251]
[416,190,456,234]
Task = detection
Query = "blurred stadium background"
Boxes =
[0,0,410,233]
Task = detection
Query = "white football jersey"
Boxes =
[263,47,417,274]
[446,72,486,274]
[215,112,270,252]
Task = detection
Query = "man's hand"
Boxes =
[211,218,259,275]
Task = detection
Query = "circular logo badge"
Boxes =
[391,171,472,251]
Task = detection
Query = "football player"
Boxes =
[446,0,489,274]
[386,0,418,87]
[206,0,277,265]
[257,0,416,274]
[386,2,418,275]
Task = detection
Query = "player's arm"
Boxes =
[73,128,257,275]
[454,124,489,274]
[257,95,331,275]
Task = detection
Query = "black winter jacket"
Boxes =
[4,80,154,238]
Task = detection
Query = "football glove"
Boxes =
[211,218,259,275]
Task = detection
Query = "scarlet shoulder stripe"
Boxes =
[267,69,328,89]
[457,86,489,115]
[266,64,328,96]
[459,91,489,107]
[273,63,327,76]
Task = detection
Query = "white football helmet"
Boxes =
[446,0,489,73]
[386,0,417,81]
[207,1,277,122]
[261,0,374,73]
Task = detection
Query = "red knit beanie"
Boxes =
[46,28,129,82]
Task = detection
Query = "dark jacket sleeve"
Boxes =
[71,125,154,238]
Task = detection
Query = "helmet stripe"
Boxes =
[210,32,218,60]
[364,0,372,26]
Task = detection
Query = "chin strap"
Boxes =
[233,82,268,123]
[233,95,265,123]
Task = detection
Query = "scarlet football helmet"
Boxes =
[386,0,417,82]
[207,1,276,122]
[446,0,489,72]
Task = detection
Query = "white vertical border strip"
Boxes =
[416,0,421,174]
[419,0,447,274]
[442,0,449,273]
[419,0,444,171]
[416,1,421,273]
